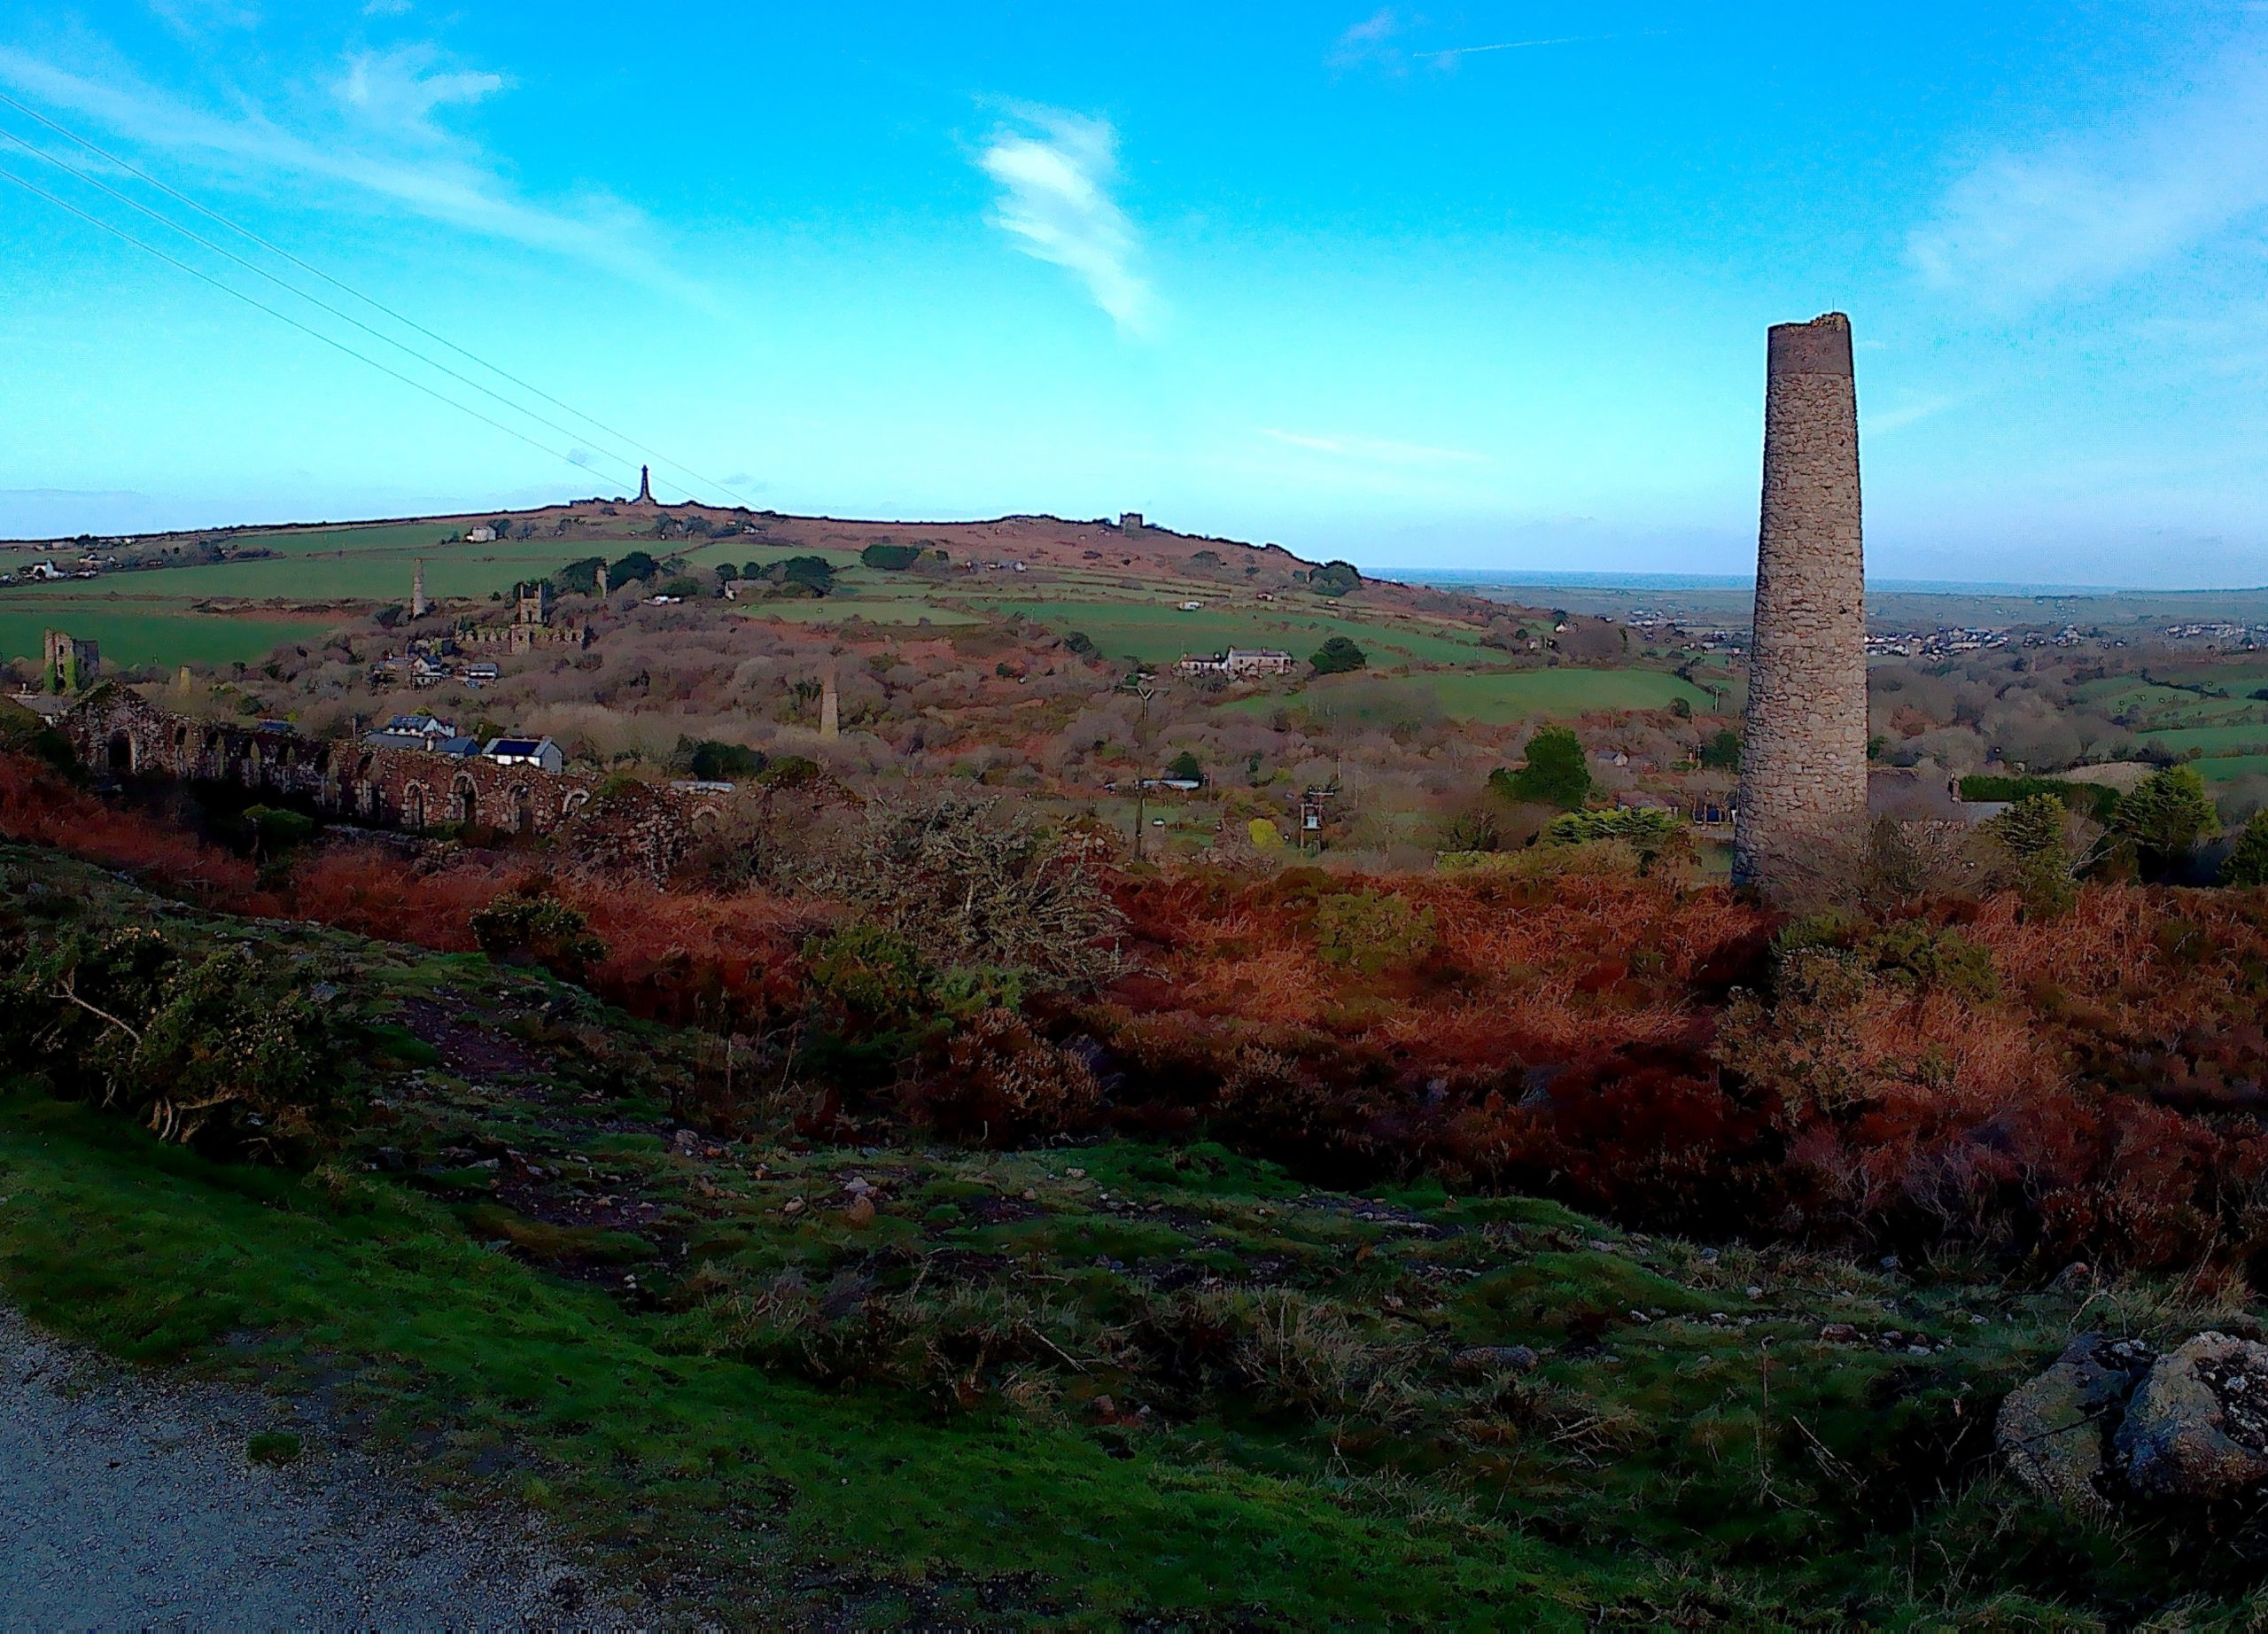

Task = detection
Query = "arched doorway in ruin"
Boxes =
[453,775,478,829]
[403,784,427,829]
[106,732,135,774]
[509,784,535,834]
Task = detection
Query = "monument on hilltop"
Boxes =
[637,465,655,505]
[1733,312,1868,895]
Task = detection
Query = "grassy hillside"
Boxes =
[0,838,2256,1623]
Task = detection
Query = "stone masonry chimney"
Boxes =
[1733,312,1868,894]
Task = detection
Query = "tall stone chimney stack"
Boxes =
[1733,312,1868,892]
[411,558,429,619]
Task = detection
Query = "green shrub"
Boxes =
[0,928,345,1163]
[1309,561,1362,598]
[470,892,607,983]
[241,805,316,859]
[1541,806,1678,854]
[860,543,923,571]
[1863,922,1998,1000]
[1313,891,1435,975]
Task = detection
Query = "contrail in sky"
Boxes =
[1421,30,1671,66]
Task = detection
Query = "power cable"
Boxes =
[0,121,662,495]
[0,160,641,490]
[0,86,759,510]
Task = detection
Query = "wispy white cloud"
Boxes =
[148,0,261,37]
[0,43,700,301]
[1864,394,1964,437]
[1910,27,2268,303]
[1327,8,1408,74]
[1260,427,1485,466]
[332,45,505,145]
[976,103,1157,336]
[1328,10,1666,75]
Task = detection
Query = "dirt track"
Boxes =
[0,1307,608,1628]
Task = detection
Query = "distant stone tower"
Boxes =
[42,629,98,694]
[411,558,430,619]
[637,465,655,505]
[1733,312,1868,893]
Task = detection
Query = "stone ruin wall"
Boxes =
[57,689,717,881]
[1733,312,1870,891]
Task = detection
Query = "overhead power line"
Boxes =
[0,86,762,510]
[0,160,638,491]
[0,123,663,493]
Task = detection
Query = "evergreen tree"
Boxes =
[2224,809,2268,887]
[1495,726,1592,812]
[2114,765,2217,877]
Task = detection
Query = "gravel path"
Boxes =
[0,1308,614,1629]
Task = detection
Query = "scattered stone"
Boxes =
[1818,1323,1860,1344]
[1744,1285,1763,1300]
[1880,1256,1900,1271]
[781,1198,805,1216]
[2120,1332,2268,1502]
[843,1194,876,1227]
[1699,1248,1720,1264]
[2051,1261,2093,1293]
[1452,1345,1540,1376]
[1067,1168,1087,1179]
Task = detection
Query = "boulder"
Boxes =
[2118,1332,2268,1502]
[1997,1333,2151,1513]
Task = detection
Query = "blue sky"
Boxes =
[2,3,2266,586]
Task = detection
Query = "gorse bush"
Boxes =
[0,928,344,1163]
[820,794,1124,992]
[471,891,607,983]
[1313,890,1435,975]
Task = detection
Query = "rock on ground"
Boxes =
[0,1306,617,1628]
[2117,1331,2268,1503]
[1996,1334,2151,1515]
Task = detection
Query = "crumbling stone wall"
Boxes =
[56,689,718,880]
[1734,312,1869,893]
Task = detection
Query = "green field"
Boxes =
[0,608,334,671]
[2193,754,2268,783]
[981,596,1494,668]
[2141,724,2268,756]
[1223,667,1716,725]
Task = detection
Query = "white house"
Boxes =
[482,735,564,774]
[467,525,499,543]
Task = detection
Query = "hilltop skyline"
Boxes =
[4,2,2267,586]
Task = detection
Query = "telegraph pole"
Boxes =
[1119,669,1156,862]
